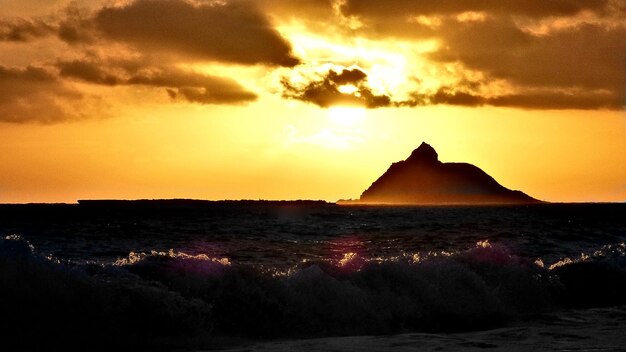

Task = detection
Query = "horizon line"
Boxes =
[0,198,624,206]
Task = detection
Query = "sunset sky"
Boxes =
[0,0,625,203]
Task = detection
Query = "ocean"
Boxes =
[1,201,625,351]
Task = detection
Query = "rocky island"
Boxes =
[341,142,540,205]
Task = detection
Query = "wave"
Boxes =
[0,235,212,350]
[2,235,626,349]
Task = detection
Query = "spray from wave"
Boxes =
[2,235,626,349]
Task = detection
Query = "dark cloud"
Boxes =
[489,91,623,110]
[258,0,334,18]
[328,68,367,85]
[282,68,391,108]
[57,59,121,85]
[0,18,54,41]
[0,57,256,124]
[429,89,485,107]
[342,0,610,18]
[57,58,257,104]
[1,1,299,67]
[56,4,97,44]
[95,0,299,66]
[127,67,257,104]
[429,20,626,94]
[0,4,95,44]
[0,65,84,123]
[165,86,255,105]
[411,87,624,110]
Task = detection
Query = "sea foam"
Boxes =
[3,234,626,347]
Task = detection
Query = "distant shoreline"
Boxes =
[0,199,623,206]
[0,199,332,207]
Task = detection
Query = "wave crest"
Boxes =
[2,235,626,344]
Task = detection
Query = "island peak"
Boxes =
[407,142,439,164]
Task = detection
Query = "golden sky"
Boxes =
[0,0,625,203]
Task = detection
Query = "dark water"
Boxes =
[1,202,625,350]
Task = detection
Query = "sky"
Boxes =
[0,0,625,203]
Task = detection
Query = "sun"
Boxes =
[328,106,367,126]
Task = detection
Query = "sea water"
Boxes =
[1,202,625,350]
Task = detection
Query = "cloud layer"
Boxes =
[0,0,624,123]
[342,0,611,18]
[0,0,296,122]
[338,0,626,110]
[94,0,299,66]
[57,58,257,104]
[0,65,84,123]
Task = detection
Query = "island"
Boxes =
[339,142,540,205]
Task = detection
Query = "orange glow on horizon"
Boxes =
[0,2,624,204]
[1,101,624,204]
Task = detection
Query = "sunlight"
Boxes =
[328,106,367,126]
[284,125,366,150]
[337,84,359,94]
[276,27,432,96]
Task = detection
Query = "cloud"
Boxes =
[327,68,367,85]
[0,17,54,41]
[0,57,256,124]
[342,0,610,19]
[56,4,97,44]
[166,86,255,105]
[429,20,626,94]
[0,4,96,44]
[411,87,623,110]
[57,58,257,104]
[282,67,391,108]
[488,91,623,110]
[0,65,85,123]
[94,0,299,66]
[2,0,623,112]
[0,1,290,123]
[57,59,121,85]
[1,1,300,67]
[127,67,257,104]
[258,0,334,18]
[336,2,626,110]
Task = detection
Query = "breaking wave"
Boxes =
[2,235,626,349]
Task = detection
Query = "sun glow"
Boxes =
[328,106,367,126]
[276,25,432,96]
[337,84,359,94]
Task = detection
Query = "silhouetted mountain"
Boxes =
[349,142,540,205]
